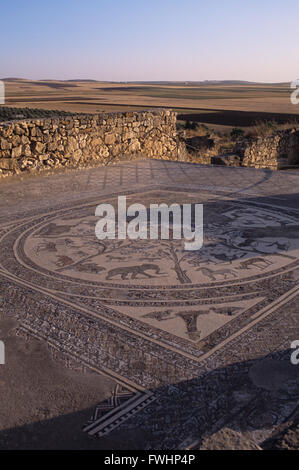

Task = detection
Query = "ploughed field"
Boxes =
[2,79,299,131]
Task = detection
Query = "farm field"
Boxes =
[2,79,299,131]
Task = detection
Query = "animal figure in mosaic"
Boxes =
[72,262,106,274]
[196,266,237,281]
[143,310,174,321]
[106,263,162,280]
[36,241,57,253]
[211,306,242,316]
[56,255,74,268]
[238,257,272,271]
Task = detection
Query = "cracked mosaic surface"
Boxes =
[0,160,298,448]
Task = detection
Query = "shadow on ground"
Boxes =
[177,108,299,127]
[0,163,298,449]
[0,349,297,450]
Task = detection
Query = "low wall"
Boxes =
[2,111,298,174]
[183,129,299,170]
[239,130,299,170]
[0,110,182,176]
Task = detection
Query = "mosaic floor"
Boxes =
[0,160,298,448]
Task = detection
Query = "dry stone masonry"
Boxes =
[0,110,182,176]
[237,129,299,170]
[185,129,299,169]
[1,109,299,175]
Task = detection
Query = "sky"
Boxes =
[0,0,298,82]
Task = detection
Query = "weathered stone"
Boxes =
[123,131,135,141]
[238,131,299,169]
[73,149,82,161]
[47,141,58,152]
[152,141,163,155]
[20,135,30,145]
[0,158,14,170]
[128,139,141,153]
[98,146,110,158]
[24,145,31,157]
[66,136,79,152]
[104,133,116,145]
[38,154,50,162]
[111,144,122,157]
[11,145,22,158]
[0,110,179,175]
[1,139,11,150]
[34,141,46,153]
[11,135,21,146]
[91,137,103,148]
[31,127,42,138]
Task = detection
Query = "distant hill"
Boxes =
[0,78,290,86]
[1,77,28,81]
[128,80,258,85]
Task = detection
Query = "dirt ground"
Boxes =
[0,309,118,449]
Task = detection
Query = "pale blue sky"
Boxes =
[0,0,298,82]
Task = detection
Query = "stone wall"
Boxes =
[2,110,299,175]
[239,130,299,170]
[182,129,299,170]
[0,110,181,176]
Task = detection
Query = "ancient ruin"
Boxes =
[0,155,298,448]
[1,110,299,177]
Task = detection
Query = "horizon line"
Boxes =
[0,77,294,85]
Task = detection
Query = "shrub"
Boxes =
[230,128,245,140]
[0,106,76,122]
[251,120,279,137]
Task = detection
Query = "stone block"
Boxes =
[11,145,22,158]
[0,158,14,170]
[104,133,116,145]
[33,141,46,153]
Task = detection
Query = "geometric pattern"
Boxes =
[83,385,156,437]
[1,186,299,367]
[0,160,298,447]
